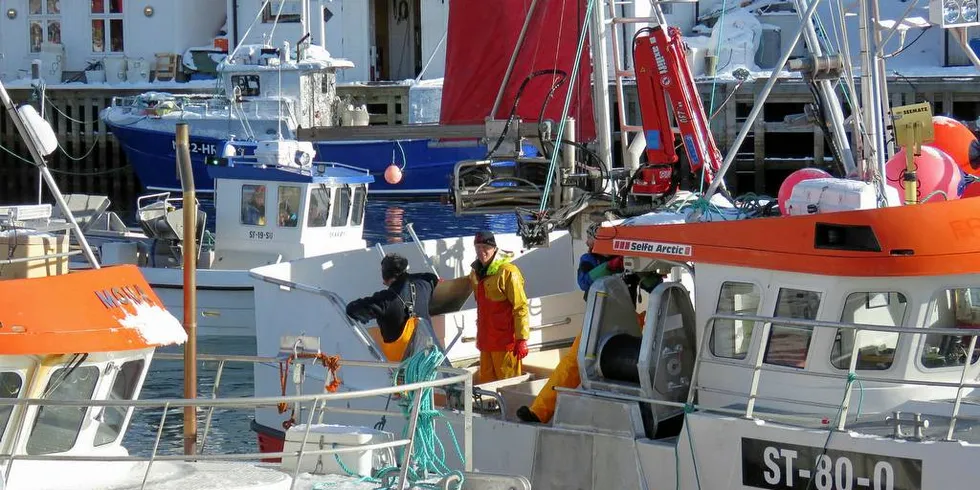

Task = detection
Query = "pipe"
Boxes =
[701,0,825,203]
[176,122,198,456]
[318,0,326,49]
[489,0,540,119]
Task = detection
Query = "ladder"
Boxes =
[595,0,698,172]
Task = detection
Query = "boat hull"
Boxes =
[105,119,503,197]
[141,267,254,337]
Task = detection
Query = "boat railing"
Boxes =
[0,355,474,490]
[225,154,371,176]
[109,94,298,123]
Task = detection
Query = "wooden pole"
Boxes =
[175,122,198,456]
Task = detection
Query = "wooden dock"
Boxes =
[2,77,980,208]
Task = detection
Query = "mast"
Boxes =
[587,0,613,183]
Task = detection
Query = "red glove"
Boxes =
[608,256,624,272]
[513,339,529,360]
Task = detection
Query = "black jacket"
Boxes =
[345,272,439,342]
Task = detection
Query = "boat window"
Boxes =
[277,186,301,228]
[763,288,822,369]
[832,292,906,370]
[921,288,980,369]
[27,365,100,455]
[0,372,23,443]
[709,282,761,359]
[241,184,267,226]
[351,185,367,226]
[94,360,145,447]
[307,186,331,228]
[332,185,352,226]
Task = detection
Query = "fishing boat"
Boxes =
[244,0,980,488]
[98,1,541,197]
[0,75,523,490]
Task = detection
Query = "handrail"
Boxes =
[0,356,473,490]
[690,312,980,439]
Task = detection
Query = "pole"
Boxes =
[588,0,613,182]
[489,0,539,119]
[176,122,198,456]
[701,0,825,202]
[318,0,326,49]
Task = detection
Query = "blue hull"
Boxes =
[106,123,511,196]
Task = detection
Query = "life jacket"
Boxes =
[379,283,420,362]
[471,253,524,352]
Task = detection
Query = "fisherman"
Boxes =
[517,221,661,424]
[241,185,266,225]
[346,254,439,362]
[470,230,530,383]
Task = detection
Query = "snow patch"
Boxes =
[116,301,188,346]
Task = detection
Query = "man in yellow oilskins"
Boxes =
[516,222,659,424]
[470,230,530,383]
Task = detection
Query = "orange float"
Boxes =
[931,115,978,176]
[885,145,961,203]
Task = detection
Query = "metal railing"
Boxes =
[0,355,474,490]
[110,94,299,125]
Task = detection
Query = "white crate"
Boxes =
[281,424,389,477]
[786,178,900,216]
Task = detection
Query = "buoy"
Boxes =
[777,167,831,215]
[885,144,962,203]
[384,163,403,185]
[931,115,979,176]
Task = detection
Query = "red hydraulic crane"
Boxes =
[630,25,724,197]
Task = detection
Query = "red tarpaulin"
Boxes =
[439,0,597,143]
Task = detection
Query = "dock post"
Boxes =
[176,122,198,456]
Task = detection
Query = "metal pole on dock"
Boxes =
[175,122,198,456]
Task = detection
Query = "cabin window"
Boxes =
[231,75,261,97]
[832,292,906,371]
[0,372,23,443]
[241,184,267,226]
[90,0,124,53]
[27,364,100,455]
[94,360,145,447]
[921,288,980,369]
[350,186,367,226]
[332,186,352,226]
[763,288,822,369]
[710,282,761,359]
[262,1,303,23]
[307,186,331,228]
[277,186,301,228]
[28,0,61,53]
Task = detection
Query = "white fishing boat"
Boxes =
[244,0,980,488]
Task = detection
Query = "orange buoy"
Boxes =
[384,163,403,184]
[778,167,831,215]
[931,115,978,176]
[885,144,962,203]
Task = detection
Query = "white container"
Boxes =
[127,58,150,83]
[786,178,901,216]
[280,424,389,477]
[85,69,106,84]
[104,57,128,84]
[100,241,139,265]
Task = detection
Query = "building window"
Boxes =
[241,184,267,226]
[94,360,145,447]
[832,292,906,371]
[278,186,301,228]
[307,187,331,228]
[921,288,980,369]
[710,282,761,360]
[0,372,23,444]
[91,0,124,53]
[28,0,61,53]
[262,1,303,23]
[27,365,100,455]
[350,186,367,226]
[764,288,822,369]
[332,186,352,227]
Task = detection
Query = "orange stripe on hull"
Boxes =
[0,265,186,355]
[594,196,980,277]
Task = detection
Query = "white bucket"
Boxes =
[127,58,150,83]
[104,57,127,84]
[85,70,106,84]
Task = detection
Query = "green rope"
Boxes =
[313,347,464,490]
[703,0,729,194]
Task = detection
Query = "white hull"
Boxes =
[142,267,254,337]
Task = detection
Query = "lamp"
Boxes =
[6,9,16,19]
[222,142,237,158]
[143,6,154,17]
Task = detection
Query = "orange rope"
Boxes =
[277,353,343,429]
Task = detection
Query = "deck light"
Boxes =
[5,9,16,19]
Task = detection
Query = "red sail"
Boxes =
[439,0,597,143]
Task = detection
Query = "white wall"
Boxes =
[419,0,448,79]
[0,0,224,80]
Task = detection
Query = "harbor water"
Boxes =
[125,199,517,456]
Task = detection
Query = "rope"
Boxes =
[314,347,465,490]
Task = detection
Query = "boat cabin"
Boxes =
[206,140,374,270]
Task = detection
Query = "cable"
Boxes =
[484,69,568,160]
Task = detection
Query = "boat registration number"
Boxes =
[741,437,922,490]
[248,231,273,240]
[171,140,219,156]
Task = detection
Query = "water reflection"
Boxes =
[384,206,405,243]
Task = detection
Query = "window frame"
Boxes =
[708,280,763,360]
[331,185,352,227]
[276,185,302,229]
[240,184,268,227]
[93,359,145,447]
[262,1,303,23]
[90,0,125,54]
[26,364,101,455]
[28,0,62,53]
[307,186,332,228]
[762,287,824,369]
[831,290,908,372]
[918,286,980,371]
[0,371,24,445]
[350,185,367,227]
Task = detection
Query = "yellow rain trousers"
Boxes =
[479,351,523,384]
[529,311,647,424]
